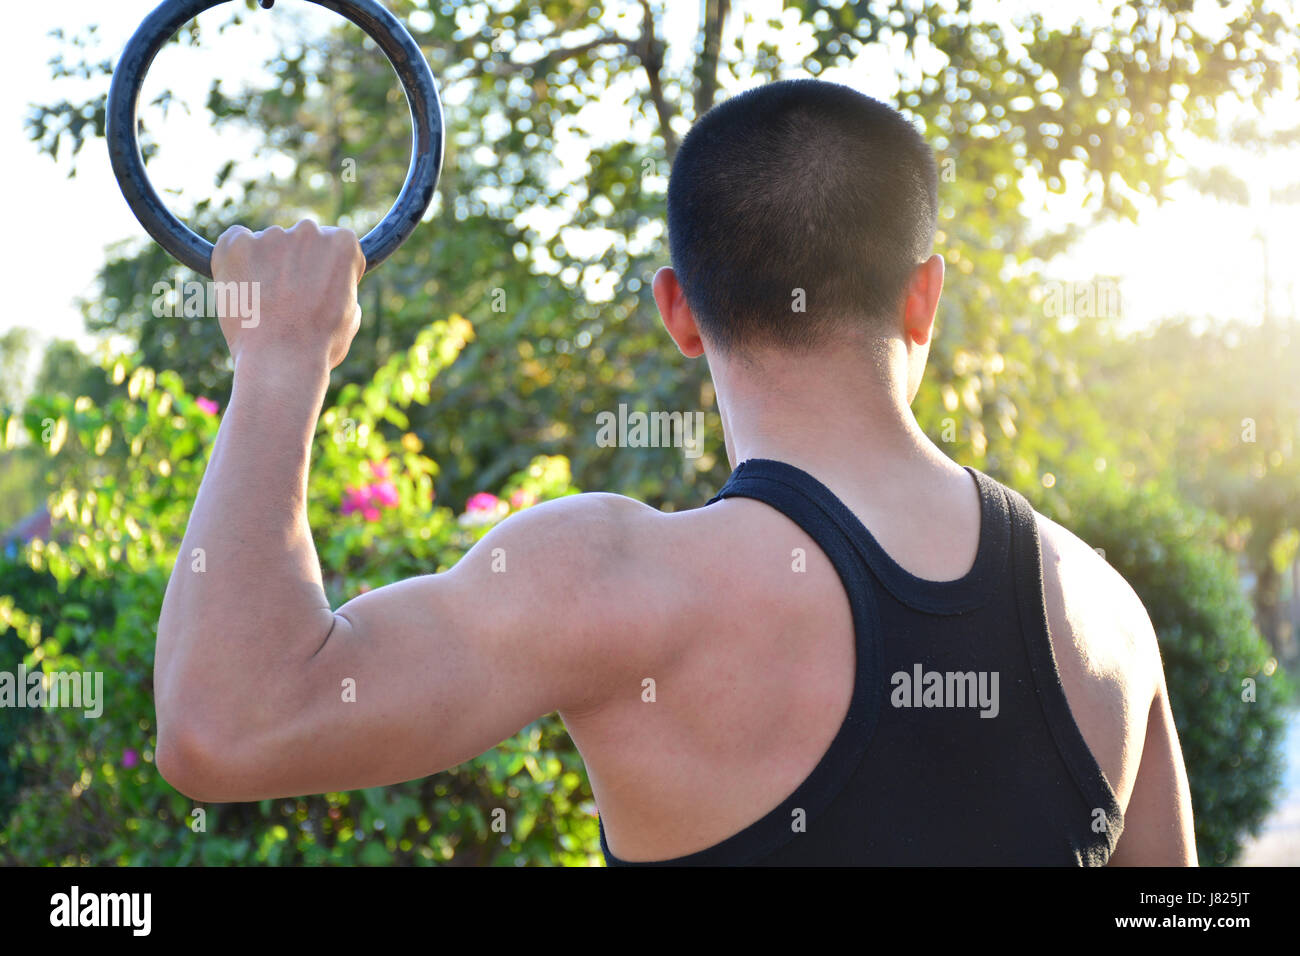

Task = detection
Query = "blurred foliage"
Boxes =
[1036,469,1292,866]
[1089,316,1300,655]
[0,452,43,531]
[0,329,34,411]
[0,324,597,865]
[32,339,116,409]
[28,0,1300,508]
[0,328,48,527]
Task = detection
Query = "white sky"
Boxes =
[3,0,1298,388]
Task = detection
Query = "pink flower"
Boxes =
[342,485,380,521]
[369,459,391,480]
[459,491,504,528]
[370,480,398,508]
[510,489,537,510]
[196,397,219,416]
[342,485,372,511]
[123,749,139,769]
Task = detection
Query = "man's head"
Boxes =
[654,79,943,400]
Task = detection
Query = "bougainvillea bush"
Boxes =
[0,315,599,865]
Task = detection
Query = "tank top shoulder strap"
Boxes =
[711,458,1012,614]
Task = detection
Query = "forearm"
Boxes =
[155,351,335,743]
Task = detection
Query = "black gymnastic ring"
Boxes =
[107,0,443,278]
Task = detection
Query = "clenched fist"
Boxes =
[212,220,365,372]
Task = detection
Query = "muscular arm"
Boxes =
[1036,513,1196,865]
[1100,565,1197,865]
[1107,668,1198,865]
[153,222,660,801]
[153,347,339,797]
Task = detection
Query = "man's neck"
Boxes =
[709,342,957,484]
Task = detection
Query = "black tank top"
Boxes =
[598,458,1124,866]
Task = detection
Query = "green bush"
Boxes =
[0,315,598,866]
[1036,470,1293,865]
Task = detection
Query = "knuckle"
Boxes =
[215,225,251,250]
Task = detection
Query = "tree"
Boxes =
[1094,316,1300,658]
[0,328,42,529]
[32,339,115,407]
[28,0,1300,509]
[0,328,34,412]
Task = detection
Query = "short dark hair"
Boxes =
[666,79,938,353]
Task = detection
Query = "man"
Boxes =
[155,78,1196,865]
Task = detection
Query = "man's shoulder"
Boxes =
[463,491,670,596]
[1032,508,1161,805]
[496,489,750,569]
[1033,510,1158,662]
[481,490,658,545]
[512,490,661,524]
[479,488,809,657]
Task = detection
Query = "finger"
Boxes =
[325,226,364,273]
[211,225,254,273]
[213,224,253,252]
[216,224,254,241]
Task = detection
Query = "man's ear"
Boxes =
[653,266,706,358]
[902,254,944,346]
[901,254,944,405]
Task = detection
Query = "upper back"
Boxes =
[565,460,1162,865]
